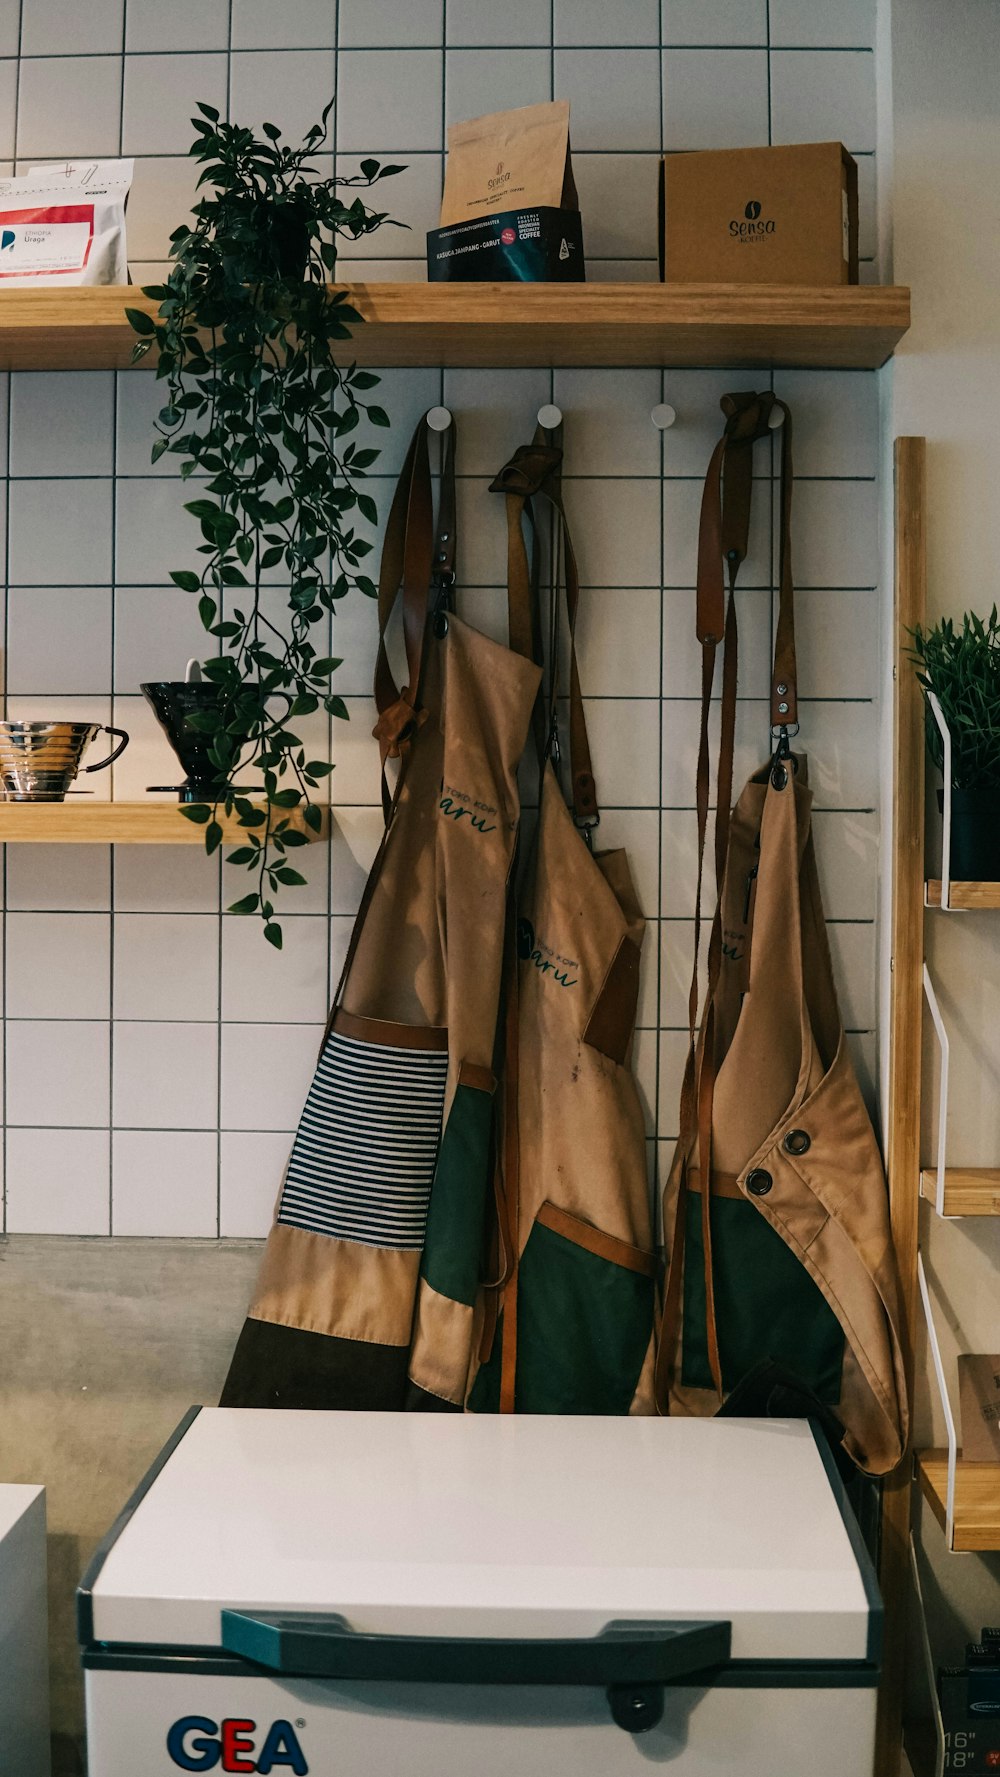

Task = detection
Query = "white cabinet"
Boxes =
[0,1484,50,1777]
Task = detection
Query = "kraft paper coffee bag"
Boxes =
[440,100,577,225]
[429,101,584,282]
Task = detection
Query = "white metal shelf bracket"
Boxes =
[926,690,959,912]
[909,1532,946,1776]
[917,1250,959,1552]
[921,961,954,1219]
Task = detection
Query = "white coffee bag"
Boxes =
[0,160,133,286]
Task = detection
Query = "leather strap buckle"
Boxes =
[372,696,426,758]
[722,390,777,446]
[489,443,563,498]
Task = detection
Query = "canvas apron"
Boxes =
[222,418,541,1410]
[656,392,908,1477]
[468,438,657,1417]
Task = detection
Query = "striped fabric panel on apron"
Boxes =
[277,1030,449,1250]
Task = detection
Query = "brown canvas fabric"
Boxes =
[222,419,540,1411]
[655,393,908,1476]
[467,440,657,1417]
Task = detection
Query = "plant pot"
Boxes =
[142,681,246,804]
[937,785,1000,880]
[219,197,312,283]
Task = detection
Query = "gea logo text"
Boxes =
[166,1716,307,1773]
[729,199,775,241]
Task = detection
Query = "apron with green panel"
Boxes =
[469,434,657,1417]
[655,392,908,1477]
[221,418,541,1410]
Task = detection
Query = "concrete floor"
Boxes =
[0,1233,261,1772]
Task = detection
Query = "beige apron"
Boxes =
[222,419,541,1410]
[468,439,657,1416]
[656,393,908,1477]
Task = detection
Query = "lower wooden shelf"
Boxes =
[0,801,329,844]
[916,1449,1000,1552]
[920,1168,1000,1216]
[926,879,1000,909]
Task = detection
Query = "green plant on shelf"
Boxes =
[910,606,1000,790]
[127,100,403,945]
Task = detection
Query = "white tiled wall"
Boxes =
[0,0,881,1237]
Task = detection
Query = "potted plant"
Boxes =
[127,102,403,945]
[911,605,1000,880]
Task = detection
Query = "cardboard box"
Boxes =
[660,142,858,285]
[427,206,584,282]
[959,1354,1000,1462]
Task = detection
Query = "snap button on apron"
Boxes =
[783,1129,811,1156]
[745,1169,773,1197]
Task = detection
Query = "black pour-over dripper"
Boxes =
[142,680,249,803]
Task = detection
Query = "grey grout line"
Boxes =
[0,0,17,1231]
[107,2,126,1233]
[8,43,879,57]
[1,476,884,488]
[652,0,664,1204]
[550,0,555,102]
[105,146,877,160]
[765,0,773,143]
[216,0,231,1227]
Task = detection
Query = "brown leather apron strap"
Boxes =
[372,423,430,736]
[770,398,797,731]
[434,419,458,595]
[371,417,457,816]
[328,421,454,1020]
[490,439,599,831]
[554,481,600,829]
[498,893,521,1413]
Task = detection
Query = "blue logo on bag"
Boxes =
[166,1716,308,1773]
[0,230,15,251]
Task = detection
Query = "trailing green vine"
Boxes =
[127,101,402,946]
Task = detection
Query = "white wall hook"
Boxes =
[650,403,677,430]
[537,403,563,431]
[426,406,453,432]
[767,406,785,430]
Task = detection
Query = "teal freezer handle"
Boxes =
[220,1611,731,1733]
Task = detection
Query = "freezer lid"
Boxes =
[80,1409,877,1664]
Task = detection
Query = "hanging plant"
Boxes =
[127,102,403,946]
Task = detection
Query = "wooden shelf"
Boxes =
[920,1168,1000,1216]
[926,879,1000,908]
[0,801,329,844]
[0,282,911,371]
[916,1449,1000,1552]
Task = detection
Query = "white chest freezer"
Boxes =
[79,1409,881,1777]
[0,1482,50,1777]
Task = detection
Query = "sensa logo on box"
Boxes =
[166,1716,308,1773]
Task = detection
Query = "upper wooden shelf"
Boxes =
[917,1448,1000,1552]
[0,282,911,372]
[0,801,329,844]
[926,879,1000,909]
